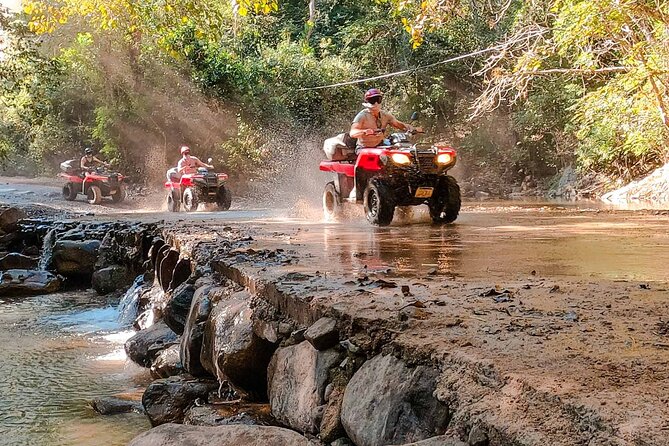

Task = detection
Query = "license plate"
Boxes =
[415,187,434,198]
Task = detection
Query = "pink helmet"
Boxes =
[180,146,190,155]
[364,88,383,101]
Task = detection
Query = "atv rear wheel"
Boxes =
[323,182,342,221]
[86,185,102,205]
[428,176,461,224]
[167,189,181,212]
[363,179,395,226]
[111,183,126,203]
[216,186,232,211]
[62,183,78,201]
[182,187,198,212]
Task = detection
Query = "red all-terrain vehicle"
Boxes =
[165,162,232,212]
[319,117,461,226]
[59,160,127,205]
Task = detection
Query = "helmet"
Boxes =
[84,147,93,155]
[364,88,383,101]
[180,146,191,155]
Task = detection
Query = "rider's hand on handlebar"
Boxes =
[364,128,376,136]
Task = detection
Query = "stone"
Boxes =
[183,403,274,426]
[91,265,130,295]
[154,244,170,278]
[163,283,196,335]
[159,249,180,291]
[125,321,178,367]
[0,270,61,296]
[150,344,184,379]
[52,240,100,276]
[0,207,26,232]
[169,257,191,291]
[201,299,275,397]
[128,423,314,446]
[320,385,346,443]
[91,396,143,415]
[304,317,339,351]
[341,354,449,446]
[253,320,279,343]
[142,376,219,426]
[148,238,166,267]
[468,424,488,446]
[181,285,214,376]
[0,253,38,270]
[401,437,467,446]
[267,341,342,434]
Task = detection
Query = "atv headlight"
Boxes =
[437,153,454,164]
[391,153,411,165]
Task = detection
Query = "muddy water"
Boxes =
[0,291,150,446]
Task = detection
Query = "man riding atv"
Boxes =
[80,148,110,192]
[350,88,421,150]
[167,146,214,181]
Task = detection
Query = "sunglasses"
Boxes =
[368,96,382,105]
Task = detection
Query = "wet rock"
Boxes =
[22,245,40,256]
[154,244,170,277]
[148,239,166,267]
[201,298,275,397]
[0,207,26,232]
[341,354,449,446]
[169,258,191,291]
[128,423,314,446]
[181,286,214,376]
[0,253,38,270]
[0,270,61,296]
[150,344,184,379]
[184,403,274,426]
[91,396,143,415]
[164,283,196,335]
[159,249,180,291]
[253,320,279,344]
[320,385,346,443]
[304,317,339,351]
[52,240,100,276]
[125,321,179,367]
[142,375,219,426]
[401,437,467,446]
[268,341,342,434]
[467,424,488,446]
[91,265,130,295]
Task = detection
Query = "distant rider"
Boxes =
[349,88,420,150]
[80,147,109,172]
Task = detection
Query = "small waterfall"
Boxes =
[117,276,148,327]
[38,229,57,271]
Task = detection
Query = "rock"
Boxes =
[0,253,38,270]
[181,285,214,376]
[154,244,170,277]
[128,423,314,446]
[148,238,166,266]
[0,270,61,296]
[91,396,143,415]
[268,341,342,434]
[142,376,219,426]
[184,403,274,426]
[52,240,100,276]
[341,354,449,446]
[91,265,130,295]
[253,320,279,344]
[22,245,40,256]
[169,258,191,291]
[125,321,178,367]
[150,344,184,379]
[201,298,276,397]
[164,283,196,335]
[0,207,26,232]
[401,437,467,446]
[159,249,179,291]
[320,385,346,442]
[304,317,339,351]
[468,424,488,446]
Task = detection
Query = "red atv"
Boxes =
[319,116,460,226]
[165,161,232,212]
[59,160,127,205]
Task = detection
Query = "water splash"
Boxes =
[117,276,149,327]
[38,228,57,271]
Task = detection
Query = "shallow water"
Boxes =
[0,291,150,446]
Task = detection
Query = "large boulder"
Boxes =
[180,286,214,376]
[91,265,130,295]
[267,341,342,434]
[0,207,26,233]
[128,423,314,446]
[125,321,178,367]
[150,344,184,379]
[52,240,100,276]
[341,354,449,446]
[0,253,38,270]
[0,270,61,296]
[169,257,191,291]
[164,283,196,335]
[201,298,276,397]
[142,376,219,426]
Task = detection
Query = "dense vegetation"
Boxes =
[0,0,667,190]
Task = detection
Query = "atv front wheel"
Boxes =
[111,183,126,203]
[429,176,461,224]
[86,185,102,205]
[62,183,78,201]
[216,186,232,211]
[167,189,181,212]
[182,187,198,212]
[323,182,342,221]
[363,179,395,226]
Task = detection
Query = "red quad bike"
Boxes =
[319,113,461,226]
[165,160,232,212]
[59,160,127,205]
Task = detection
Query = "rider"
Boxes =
[80,147,109,172]
[349,88,419,150]
[177,146,213,175]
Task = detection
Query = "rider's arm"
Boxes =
[389,115,413,132]
[350,121,376,138]
[80,157,87,169]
